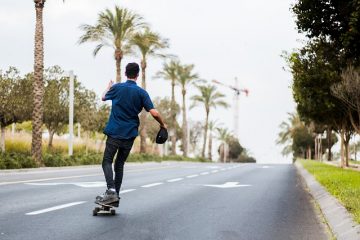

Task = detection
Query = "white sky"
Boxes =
[0,0,303,163]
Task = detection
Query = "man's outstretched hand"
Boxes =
[102,80,114,101]
[107,80,114,90]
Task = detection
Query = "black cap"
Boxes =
[156,127,168,144]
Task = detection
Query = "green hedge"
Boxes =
[0,152,103,169]
[0,152,210,169]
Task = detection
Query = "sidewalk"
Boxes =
[295,162,360,240]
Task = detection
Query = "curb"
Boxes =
[295,162,360,240]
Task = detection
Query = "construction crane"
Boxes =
[212,78,249,139]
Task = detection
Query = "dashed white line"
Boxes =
[220,168,227,171]
[186,174,199,178]
[0,174,102,186]
[120,189,136,194]
[167,178,184,183]
[200,172,210,175]
[211,170,219,173]
[141,182,163,188]
[26,201,86,216]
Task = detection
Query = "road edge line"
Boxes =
[295,161,360,239]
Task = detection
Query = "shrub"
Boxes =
[0,152,37,169]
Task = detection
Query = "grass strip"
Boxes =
[300,160,360,224]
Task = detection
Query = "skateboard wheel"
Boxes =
[110,209,116,215]
[93,209,98,216]
[95,207,100,212]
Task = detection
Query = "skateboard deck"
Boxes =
[93,201,119,216]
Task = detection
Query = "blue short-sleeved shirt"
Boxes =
[103,80,155,140]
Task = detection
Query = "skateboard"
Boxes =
[93,201,118,216]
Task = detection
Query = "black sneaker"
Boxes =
[111,200,120,208]
[95,189,119,205]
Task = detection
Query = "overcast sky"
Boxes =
[0,0,303,163]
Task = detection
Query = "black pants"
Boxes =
[102,136,135,194]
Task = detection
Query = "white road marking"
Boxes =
[167,178,184,183]
[203,182,251,189]
[220,168,227,171]
[186,174,199,178]
[261,166,273,169]
[0,165,179,186]
[26,201,86,216]
[0,174,102,186]
[25,181,106,188]
[211,170,219,173]
[200,172,210,175]
[206,166,220,169]
[120,189,136,194]
[141,182,163,188]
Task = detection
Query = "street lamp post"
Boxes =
[68,71,74,156]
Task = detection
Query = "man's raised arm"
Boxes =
[102,80,114,101]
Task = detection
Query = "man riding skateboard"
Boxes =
[96,62,167,206]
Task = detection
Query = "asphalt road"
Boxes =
[0,162,329,240]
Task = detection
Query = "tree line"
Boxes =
[0,64,252,163]
[279,0,360,167]
[0,65,109,152]
[1,3,255,164]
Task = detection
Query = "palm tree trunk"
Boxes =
[171,80,177,155]
[0,125,5,152]
[208,132,212,161]
[219,143,224,162]
[32,0,45,166]
[202,110,209,158]
[140,60,147,153]
[182,88,188,157]
[141,60,146,89]
[115,49,123,83]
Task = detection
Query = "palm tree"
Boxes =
[31,0,47,165]
[191,84,229,158]
[276,112,313,158]
[207,120,221,161]
[131,28,169,153]
[176,64,199,157]
[79,6,144,83]
[32,0,66,165]
[217,127,231,162]
[155,60,180,155]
